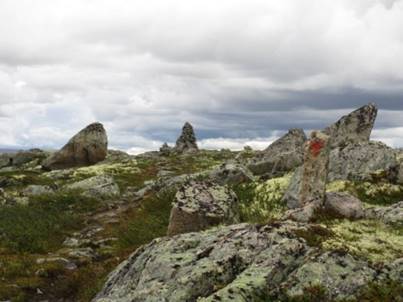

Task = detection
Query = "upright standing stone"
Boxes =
[287,131,330,222]
[324,103,377,148]
[174,122,198,153]
[299,131,330,206]
[42,122,108,170]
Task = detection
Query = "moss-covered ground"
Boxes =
[0,150,234,301]
[0,151,402,301]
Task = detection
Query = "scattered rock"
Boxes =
[324,103,377,148]
[159,143,173,156]
[42,122,108,170]
[173,122,198,153]
[364,201,403,225]
[36,257,77,270]
[248,128,306,178]
[23,185,54,196]
[66,175,120,199]
[94,221,395,302]
[324,192,364,219]
[167,180,240,236]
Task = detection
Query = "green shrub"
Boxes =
[234,175,290,224]
[116,189,175,249]
[0,191,100,253]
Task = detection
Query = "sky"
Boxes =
[0,0,403,154]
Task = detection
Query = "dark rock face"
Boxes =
[93,222,399,302]
[174,122,198,153]
[42,122,108,170]
[324,103,377,148]
[167,180,239,236]
[248,128,307,178]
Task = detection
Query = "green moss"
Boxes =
[322,219,403,263]
[327,180,403,206]
[235,174,291,224]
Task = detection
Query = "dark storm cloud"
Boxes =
[0,0,403,152]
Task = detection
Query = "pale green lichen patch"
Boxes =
[322,219,403,263]
[326,180,403,206]
[236,174,291,223]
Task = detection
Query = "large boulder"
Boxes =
[324,192,364,219]
[328,141,399,183]
[167,180,239,236]
[173,122,198,153]
[324,103,377,149]
[42,122,108,170]
[248,128,306,178]
[93,221,399,302]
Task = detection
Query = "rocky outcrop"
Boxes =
[173,122,198,153]
[0,149,48,169]
[167,181,239,236]
[66,175,120,199]
[248,128,306,178]
[94,221,400,302]
[324,192,364,219]
[364,201,403,226]
[328,141,399,183]
[324,103,377,149]
[42,122,108,170]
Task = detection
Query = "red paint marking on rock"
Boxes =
[310,139,324,157]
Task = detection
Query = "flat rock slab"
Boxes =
[93,222,400,302]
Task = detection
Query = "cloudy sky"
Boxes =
[1,0,403,153]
